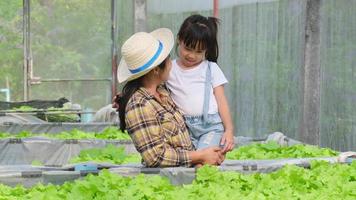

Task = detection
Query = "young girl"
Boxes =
[116,28,224,167]
[167,14,234,153]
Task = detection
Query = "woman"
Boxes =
[116,28,224,167]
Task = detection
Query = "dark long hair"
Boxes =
[116,57,170,131]
[177,14,220,62]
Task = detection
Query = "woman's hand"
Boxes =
[189,147,225,166]
[199,147,225,165]
[220,130,235,153]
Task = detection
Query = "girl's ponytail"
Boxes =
[206,17,220,62]
[207,17,219,37]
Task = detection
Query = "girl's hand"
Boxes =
[220,130,235,153]
[112,93,122,109]
[214,85,234,153]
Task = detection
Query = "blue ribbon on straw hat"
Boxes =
[117,28,174,83]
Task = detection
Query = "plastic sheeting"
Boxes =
[0,163,144,187]
[221,157,339,173]
[161,157,342,185]
[0,122,117,133]
[91,104,119,123]
[0,123,133,166]
[0,131,301,166]
[0,98,69,110]
[0,165,83,188]
[235,132,302,147]
[0,114,46,125]
[0,138,137,166]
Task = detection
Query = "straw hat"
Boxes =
[117,28,174,83]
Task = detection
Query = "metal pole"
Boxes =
[213,0,219,18]
[111,0,118,100]
[23,0,30,101]
[24,0,32,100]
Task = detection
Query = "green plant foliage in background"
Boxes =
[11,105,80,122]
[70,144,141,165]
[30,0,111,79]
[29,0,113,109]
[0,0,23,101]
[226,141,338,160]
[0,0,134,109]
[0,127,131,140]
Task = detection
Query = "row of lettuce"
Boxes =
[65,141,339,166]
[0,161,355,199]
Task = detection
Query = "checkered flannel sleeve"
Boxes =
[125,101,192,167]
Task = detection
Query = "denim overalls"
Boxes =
[184,62,224,149]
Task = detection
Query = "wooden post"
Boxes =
[299,0,321,145]
[134,0,147,32]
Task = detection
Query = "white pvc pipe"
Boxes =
[0,88,10,102]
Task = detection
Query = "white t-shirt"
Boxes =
[167,60,228,116]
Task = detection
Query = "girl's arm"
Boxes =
[214,85,235,153]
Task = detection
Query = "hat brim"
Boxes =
[117,28,174,83]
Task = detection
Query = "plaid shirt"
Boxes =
[125,85,194,167]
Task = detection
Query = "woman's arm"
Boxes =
[126,102,189,167]
[214,85,235,153]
